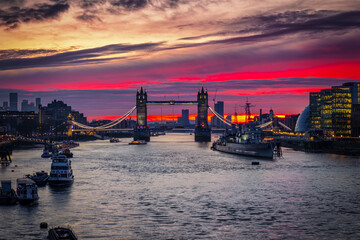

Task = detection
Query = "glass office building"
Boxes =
[309,82,360,137]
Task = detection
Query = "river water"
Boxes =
[1,133,360,239]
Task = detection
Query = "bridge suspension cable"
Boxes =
[256,121,273,129]
[256,120,292,131]
[278,121,292,131]
[208,106,233,126]
[71,106,136,130]
[94,106,136,129]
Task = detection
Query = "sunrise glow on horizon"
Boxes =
[87,113,288,124]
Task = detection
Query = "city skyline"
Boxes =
[0,1,359,118]
[0,90,287,123]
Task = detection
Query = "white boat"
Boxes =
[41,149,52,158]
[51,152,67,159]
[48,155,74,187]
[16,178,39,205]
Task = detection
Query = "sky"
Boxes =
[0,0,360,120]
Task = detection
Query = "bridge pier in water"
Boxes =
[195,87,211,142]
[134,87,150,142]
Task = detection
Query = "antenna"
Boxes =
[242,97,255,123]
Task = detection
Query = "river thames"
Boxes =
[1,133,360,239]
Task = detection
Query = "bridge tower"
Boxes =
[195,87,211,142]
[66,114,74,137]
[134,87,150,141]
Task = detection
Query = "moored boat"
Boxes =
[0,180,18,205]
[41,149,52,158]
[48,155,74,187]
[129,140,147,145]
[16,178,39,205]
[110,137,120,143]
[26,171,49,187]
[60,148,73,158]
[212,125,276,159]
[48,226,78,240]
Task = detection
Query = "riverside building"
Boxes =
[309,82,360,137]
[39,100,87,133]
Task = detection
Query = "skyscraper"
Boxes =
[21,99,29,112]
[181,109,190,127]
[36,98,41,108]
[214,101,224,128]
[36,98,41,113]
[9,93,18,111]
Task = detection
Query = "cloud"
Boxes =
[1,30,360,73]
[75,0,199,22]
[0,0,25,8]
[76,12,102,22]
[0,0,69,29]
[0,49,58,60]
[0,42,164,70]
[109,0,148,10]
[179,10,360,41]
[77,0,107,9]
[1,76,352,116]
[148,0,181,10]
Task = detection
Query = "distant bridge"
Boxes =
[69,86,291,142]
[69,87,233,142]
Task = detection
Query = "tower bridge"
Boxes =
[70,86,233,142]
[19,86,295,143]
[134,86,211,142]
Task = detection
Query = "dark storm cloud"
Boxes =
[0,42,164,70]
[0,0,69,29]
[179,10,360,41]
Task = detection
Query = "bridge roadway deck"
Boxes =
[72,128,227,132]
[72,128,134,132]
[147,101,198,105]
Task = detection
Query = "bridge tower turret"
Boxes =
[134,87,150,141]
[195,86,211,142]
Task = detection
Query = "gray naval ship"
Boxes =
[212,124,281,159]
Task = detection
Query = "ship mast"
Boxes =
[244,97,255,123]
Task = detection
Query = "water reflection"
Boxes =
[1,134,360,239]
